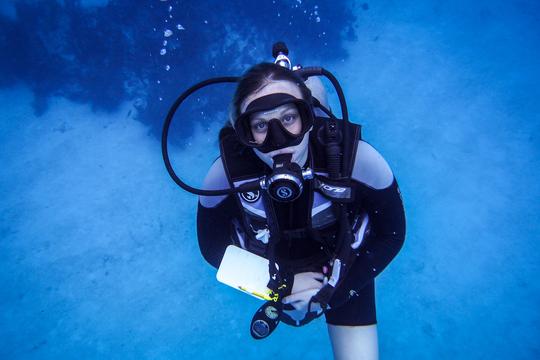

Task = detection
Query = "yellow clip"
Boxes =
[238,286,274,301]
[267,290,280,302]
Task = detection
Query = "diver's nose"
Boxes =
[265,119,289,148]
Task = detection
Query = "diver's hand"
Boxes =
[291,272,325,293]
[282,272,325,313]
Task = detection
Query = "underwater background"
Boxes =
[1,0,539,358]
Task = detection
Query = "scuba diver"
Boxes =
[162,43,406,359]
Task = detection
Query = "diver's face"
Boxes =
[241,80,304,144]
[248,103,302,144]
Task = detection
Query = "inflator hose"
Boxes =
[161,76,260,196]
[161,68,352,194]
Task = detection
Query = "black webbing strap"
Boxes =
[249,191,294,339]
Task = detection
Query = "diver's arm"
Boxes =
[332,141,406,302]
[197,196,237,268]
[199,157,230,208]
[346,178,406,288]
[196,157,235,269]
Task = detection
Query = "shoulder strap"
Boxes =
[219,126,266,183]
[310,116,361,179]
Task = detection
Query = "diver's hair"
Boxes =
[228,62,312,127]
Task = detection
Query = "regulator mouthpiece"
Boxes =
[263,153,304,202]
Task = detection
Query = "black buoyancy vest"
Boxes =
[219,116,362,271]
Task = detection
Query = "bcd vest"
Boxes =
[219,116,363,272]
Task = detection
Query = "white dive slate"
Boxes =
[216,245,271,301]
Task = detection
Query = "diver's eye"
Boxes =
[251,121,268,133]
[281,113,299,125]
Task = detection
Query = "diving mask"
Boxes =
[235,93,314,153]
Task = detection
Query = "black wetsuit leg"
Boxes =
[325,279,377,326]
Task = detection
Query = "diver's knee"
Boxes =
[327,324,379,360]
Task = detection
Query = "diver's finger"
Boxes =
[304,278,325,290]
[300,272,325,281]
[282,289,319,305]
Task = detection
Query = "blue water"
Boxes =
[1,1,539,359]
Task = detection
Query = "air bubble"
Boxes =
[160,48,167,55]
[164,29,173,37]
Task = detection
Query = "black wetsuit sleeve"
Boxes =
[196,195,238,269]
[332,177,406,303]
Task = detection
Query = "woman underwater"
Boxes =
[195,61,406,359]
